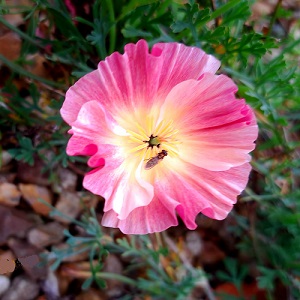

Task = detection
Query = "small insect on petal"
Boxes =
[145,150,168,170]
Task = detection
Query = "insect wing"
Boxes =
[145,157,160,170]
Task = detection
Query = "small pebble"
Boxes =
[0,275,10,296]
[0,183,21,206]
[2,275,39,300]
[19,183,52,216]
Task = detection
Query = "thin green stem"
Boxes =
[281,38,300,55]
[267,0,282,37]
[95,272,137,286]
[194,0,246,41]
[155,232,164,249]
[0,54,65,88]
[74,17,94,27]
[210,0,219,27]
[241,188,281,202]
[0,16,41,48]
[208,0,241,25]
[104,0,116,54]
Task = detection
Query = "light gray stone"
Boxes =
[0,275,10,297]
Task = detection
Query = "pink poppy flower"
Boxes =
[61,40,258,234]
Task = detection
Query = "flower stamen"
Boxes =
[128,143,149,153]
[144,134,161,149]
[126,129,147,142]
[134,122,149,140]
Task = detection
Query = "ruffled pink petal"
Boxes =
[102,162,251,234]
[61,70,101,125]
[65,100,154,218]
[154,162,251,230]
[66,100,128,164]
[162,75,258,171]
[70,100,127,143]
[161,75,238,128]
[61,40,220,125]
[83,160,154,220]
[66,135,97,156]
[151,42,220,99]
[61,40,163,124]
[182,113,257,171]
[66,131,120,170]
[101,195,179,234]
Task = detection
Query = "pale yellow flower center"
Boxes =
[116,111,180,170]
